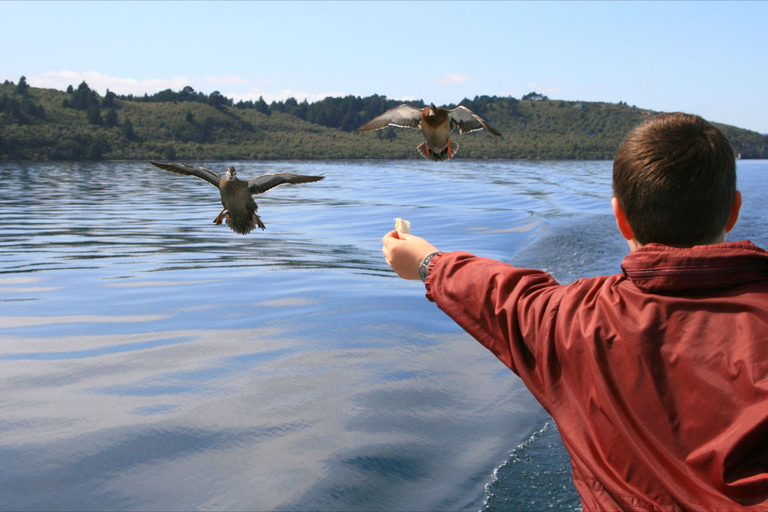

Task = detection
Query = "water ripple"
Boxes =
[1,160,765,511]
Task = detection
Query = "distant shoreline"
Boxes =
[3,81,767,161]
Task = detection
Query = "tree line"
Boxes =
[2,77,767,161]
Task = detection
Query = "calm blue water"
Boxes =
[1,159,766,511]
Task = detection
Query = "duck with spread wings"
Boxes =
[149,161,324,235]
[354,103,501,161]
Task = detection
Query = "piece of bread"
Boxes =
[394,218,411,234]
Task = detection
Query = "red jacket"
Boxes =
[425,241,768,511]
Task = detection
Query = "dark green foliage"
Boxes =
[256,96,271,115]
[102,89,117,108]
[522,91,548,101]
[1,90,46,125]
[236,96,272,115]
[173,112,208,143]
[65,81,100,111]
[15,76,30,96]
[121,118,139,142]
[115,85,234,109]
[163,144,177,160]
[271,94,422,132]
[87,104,103,125]
[207,91,230,109]
[104,108,118,127]
[1,82,766,161]
[276,98,309,120]
[88,136,108,160]
[379,127,398,141]
[714,123,768,159]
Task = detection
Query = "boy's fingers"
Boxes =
[383,230,411,245]
[382,230,397,246]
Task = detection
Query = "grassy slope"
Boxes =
[1,84,766,161]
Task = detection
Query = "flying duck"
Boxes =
[149,161,324,235]
[354,104,501,161]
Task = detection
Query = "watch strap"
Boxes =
[419,251,443,282]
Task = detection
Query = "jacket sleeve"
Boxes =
[424,251,564,381]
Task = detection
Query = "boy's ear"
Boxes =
[612,197,634,241]
[725,190,742,233]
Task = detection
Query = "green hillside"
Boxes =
[2,78,766,161]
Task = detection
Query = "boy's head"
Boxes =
[612,112,738,248]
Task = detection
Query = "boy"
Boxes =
[382,113,768,511]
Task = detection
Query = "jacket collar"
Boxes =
[620,241,768,294]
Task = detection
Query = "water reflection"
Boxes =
[3,160,762,510]
[2,160,565,510]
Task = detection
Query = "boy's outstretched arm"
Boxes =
[382,230,439,280]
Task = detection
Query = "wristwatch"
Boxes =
[418,251,443,282]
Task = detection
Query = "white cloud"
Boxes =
[21,70,345,104]
[228,88,347,104]
[392,95,419,102]
[27,70,194,96]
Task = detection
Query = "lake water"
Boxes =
[1,159,766,511]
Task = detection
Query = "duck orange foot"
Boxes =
[213,208,228,225]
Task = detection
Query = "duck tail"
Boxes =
[417,142,458,162]
[417,143,440,161]
[226,211,265,235]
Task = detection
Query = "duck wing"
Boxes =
[448,106,502,139]
[247,173,324,195]
[354,105,423,133]
[149,161,222,187]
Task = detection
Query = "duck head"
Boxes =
[426,103,437,118]
[226,166,237,179]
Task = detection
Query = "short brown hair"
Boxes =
[613,112,736,247]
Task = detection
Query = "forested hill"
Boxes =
[2,78,767,161]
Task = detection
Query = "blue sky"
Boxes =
[3,1,767,133]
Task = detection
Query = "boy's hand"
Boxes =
[382,230,439,280]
